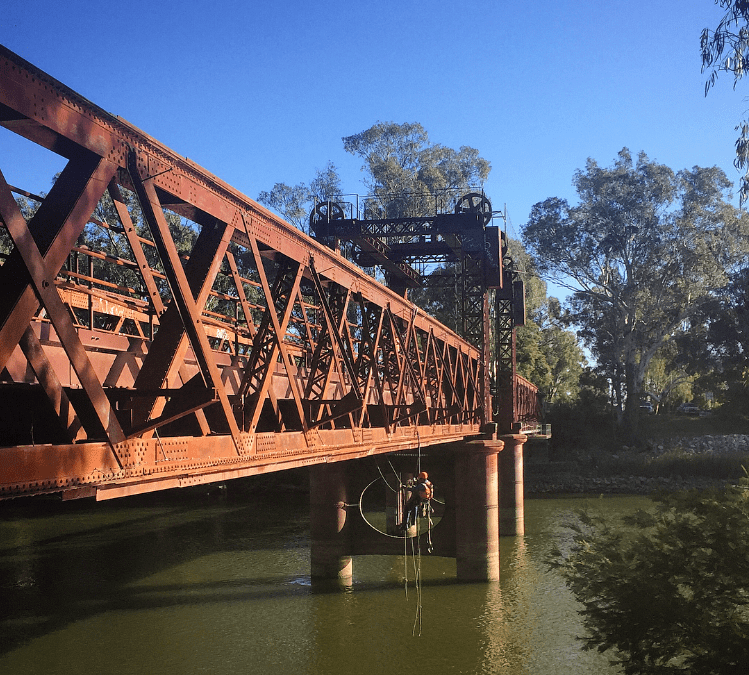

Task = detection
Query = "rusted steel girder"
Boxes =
[0,45,490,501]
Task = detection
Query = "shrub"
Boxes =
[549,478,749,674]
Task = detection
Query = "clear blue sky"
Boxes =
[0,0,742,287]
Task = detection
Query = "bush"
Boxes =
[549,479,749,674]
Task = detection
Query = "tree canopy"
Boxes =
[702,0,749,202]
[510,242,586,402]
[523,149,749,433]
[342,121,490,218]
[257,161,342,234]
[258,122,490,228]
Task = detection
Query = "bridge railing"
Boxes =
[515,373,543,433]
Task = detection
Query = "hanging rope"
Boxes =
[377,462,399,494]
[412,513,423,636]
[404,512,409,600]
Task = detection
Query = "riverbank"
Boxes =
[525,434,749,495]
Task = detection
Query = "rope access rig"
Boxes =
[0,45,539,501]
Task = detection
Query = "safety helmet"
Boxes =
[418,471,428,480]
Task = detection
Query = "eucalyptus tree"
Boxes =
[687,265,749,413]
[257,161,342,234]
[702,0,749,202]
[523,149,749,434]
[342,121,491,218]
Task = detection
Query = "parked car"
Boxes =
[639,401,654,414]
[677,403,701,415]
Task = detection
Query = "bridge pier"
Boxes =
[499,434,528,536]
[454,440,504,581]
[309,462,352,587]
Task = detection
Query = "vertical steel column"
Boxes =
[481,289,491,426]
[454,439,504,581]
[499,434,528,536]
[310,462,352,586]
[495,288,516,434]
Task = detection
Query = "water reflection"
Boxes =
[0,491,647,674]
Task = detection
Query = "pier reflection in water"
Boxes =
[0,487,650,674]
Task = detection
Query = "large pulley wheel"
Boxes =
[455,192,492,226]
[309,200,344,237]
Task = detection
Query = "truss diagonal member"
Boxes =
[387,306,426,412]
[110,179,211,436]
[303,266,364,429]
[238,234,304,433]
[422,329,441,417]
[459,347,481,424]
[354,294,385,429]
[250,237,308,434]
[19,326,85,442]
[303,283,344,425]
[455,349,470,421]
[294,286,316,362]
[225,250,257,339]
[0,155,118,373]
[0,171,125,446]
[435,341,460,423]
[377,306,402,424]
[108,180,165,316]
[127,150,240,443]
[388,307,429,426]
[404,312,427,391]
[308,258,362,399]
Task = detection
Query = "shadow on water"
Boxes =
[0,487,312,655]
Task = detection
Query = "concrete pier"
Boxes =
[309,462,352,586]
[499,434,528,536]
[454,439,504,581]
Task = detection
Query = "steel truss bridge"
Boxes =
[0,45,540,502]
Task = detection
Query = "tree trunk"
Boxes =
[623,360,640,438]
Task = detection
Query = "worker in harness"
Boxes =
[398,471,433,533]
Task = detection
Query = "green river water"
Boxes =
[0,486,654,675]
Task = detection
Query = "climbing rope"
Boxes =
[377,462,399,494]
[411,513,423,636]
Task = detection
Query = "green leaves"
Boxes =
[703,2,749,203]
[342,121,490,218]
[552,481,749,674]
[523,149,749,434]
[257,161,342,234]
